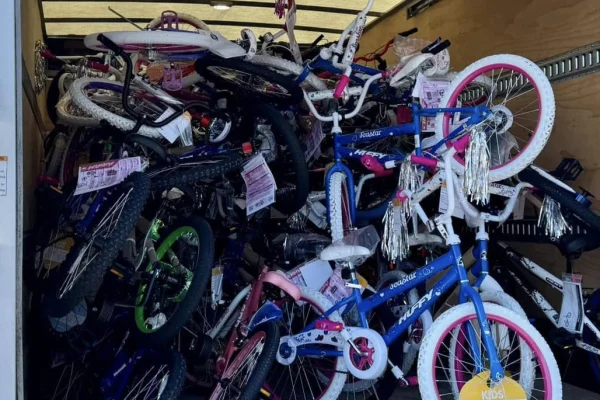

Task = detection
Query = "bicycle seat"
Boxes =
[558,233,600,255]
[320,242,371,262]
[388,53,434,87]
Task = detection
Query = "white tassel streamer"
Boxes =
[463,129,490,205]
[538,196,571,239]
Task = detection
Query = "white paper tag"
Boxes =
[211,266,224,309]
[438,182,465,219]
[156,109,193,144]
[242,154,277,216]
[320,268,351,305]
[419,79,450,133]
[0,156,7,196]
[559,273,584,334]
[74,157,142,195]
[285,259,333,290]
[304,120,325,161]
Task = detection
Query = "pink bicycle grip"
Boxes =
[410,155,438,169]
[87,61,110,73]
[361,154,392,177]
[453,135,470,153]
[41,49,55,60]
[395,190,408,202]
[333,75,351,99]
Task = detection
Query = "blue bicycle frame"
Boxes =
[325,103,489,223]
[293,238,505,380]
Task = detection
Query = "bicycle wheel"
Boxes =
[69,78,174,139]
[435,54,555,182]
[244,104,309,214]
[518,166,600,234]
[122,349,186,399]
[210,321,280,400]
[265,287,347,400]
[195,55,303,104]
[47,70,67,125]
[418,303,562,399]
[42,172,151,322]
[56,92,101,128]
[134,216,213,346]
[329,172,353,242]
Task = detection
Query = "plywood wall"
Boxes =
[359,0,600,293]
[21,0,47,230]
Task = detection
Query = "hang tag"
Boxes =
[304,120,325,161]
[74,157,142,195]
[156,109,193,144]
[558,273,584,334]
[241,154,277,216]
[320,267,351,305]
[438,182,465,219]
[416,75,450,133]
[211,266,224,309]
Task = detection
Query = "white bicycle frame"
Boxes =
[500,245,600,356]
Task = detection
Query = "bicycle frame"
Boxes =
[325,104,488,223]
[494,242,600,356]
[291,241,505,379]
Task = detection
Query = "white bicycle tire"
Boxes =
[250,55,327,91]
[56,92,102,128]
[328,172,349,242]
[418,302,562,400]
[69,78,163,138]
[83,30,246,58]
[434,54,555,182]
[46,132,68,178]
[147,13,210,31]
[286,286,347,400]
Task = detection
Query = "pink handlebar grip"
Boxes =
[41,49,55,60]
[333,75,351,99]
[453,135,470,153]
[410,155,438,169]
[361,155,392,177]
[87,61,110,73]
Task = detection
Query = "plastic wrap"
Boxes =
[271,233,331,264]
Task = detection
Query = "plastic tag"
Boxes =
[211,266,224,309]
[300,201,328,229]
[286,259,332,291]
[559,273,584,334]
[156,109,193,144]
[438,182,465,219]
[74,157,142,195]
[241,154,277,216]
[304,120,325,161]
[320,268,351,305]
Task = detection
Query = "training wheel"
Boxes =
[343,328,387,380]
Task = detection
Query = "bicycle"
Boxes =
[263,146,562,400]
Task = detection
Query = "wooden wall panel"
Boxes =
[360,0,600,289]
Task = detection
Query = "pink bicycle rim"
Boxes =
[431,312,553,400]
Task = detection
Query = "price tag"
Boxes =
[241,154,277,216]
[74,157,142,195]
[419,79,449,133]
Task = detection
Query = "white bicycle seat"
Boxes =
[320,242,371,262]
[389,53,435,87]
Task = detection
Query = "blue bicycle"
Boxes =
[263,148,562,400]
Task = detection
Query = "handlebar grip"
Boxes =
[410,155,439,169]
[453,134,470,153]
[310,34,325,48]
[40,49,56,60]
[96,34,124,56]
[333,75,351,99]
[430,39,451,55]
[398,27,418,37]
[87,61,110,73]
[421,37,441,53]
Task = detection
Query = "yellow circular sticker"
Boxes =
[460,371,526,400]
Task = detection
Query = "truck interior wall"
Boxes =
[359,0,600,304]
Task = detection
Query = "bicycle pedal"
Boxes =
[549,327,576,349]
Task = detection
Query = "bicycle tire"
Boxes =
[42,172,151,318]
[147,12,210,31]
[195,55,303,104]
[134,216,214,346]
[583,289,600,382]
[246,104,309,214]
[210,321,280,400]
[518,167,600,234]
[329,172,352,242]
[125,349,186,399]
[434,54,555,182]
[149,152,244,192]
[418,303,562,400]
